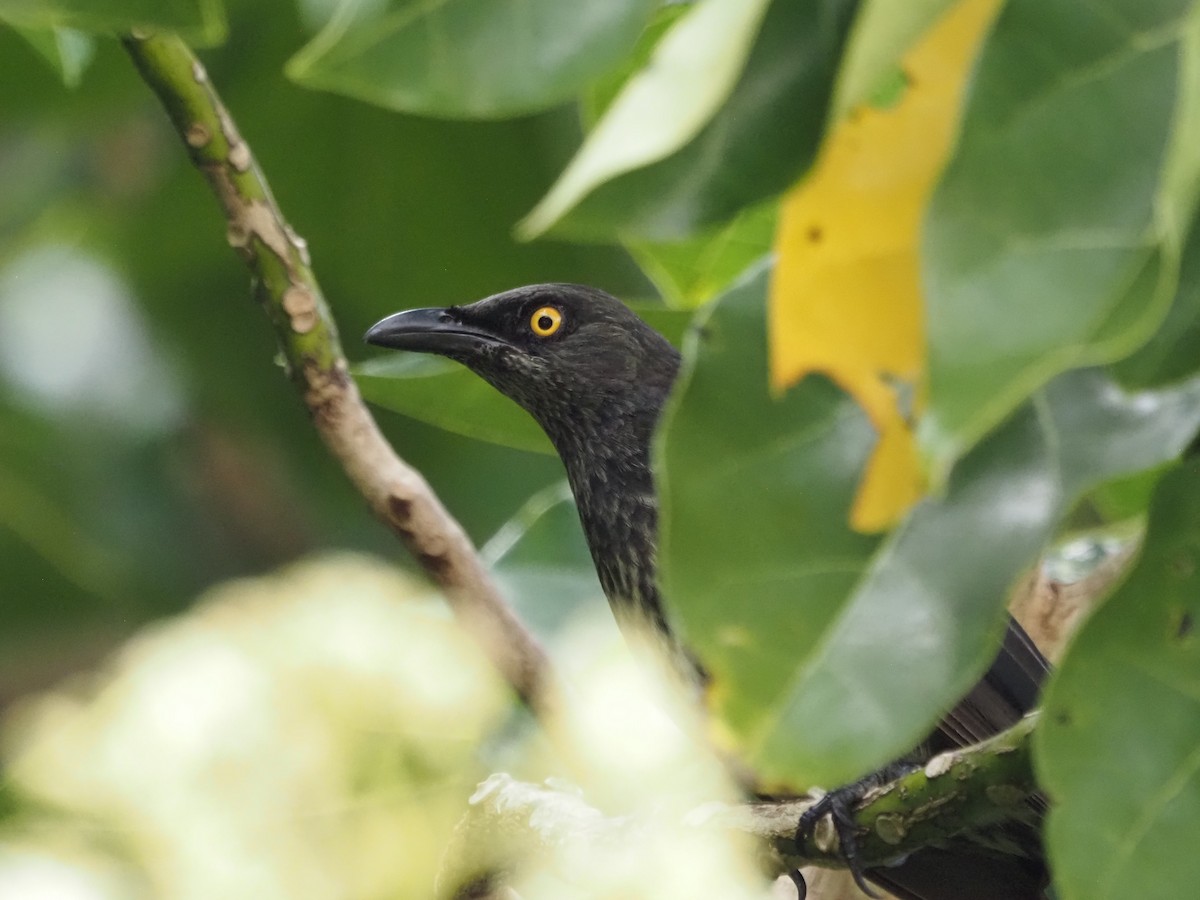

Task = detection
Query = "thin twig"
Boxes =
[122,31,552,711]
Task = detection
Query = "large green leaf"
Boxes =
[0,0,225,44]
[286,0,657,119]
[519,0,773,237]
[519,0,857,242]
[658,264,1200,788]
[1038,460,1200,900]
[658,267,877,783]
[356,306,694,454]
[578,2,690,129]
[574,4,777,309]
[921,0,1200,480]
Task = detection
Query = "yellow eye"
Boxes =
[529,306,563,337]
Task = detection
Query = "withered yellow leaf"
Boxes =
[768,0,1000,532]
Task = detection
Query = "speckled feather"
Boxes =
[437,284,680,635]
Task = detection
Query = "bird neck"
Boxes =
[541,400,671,635]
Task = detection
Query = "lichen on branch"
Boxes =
[439,716,1041,896]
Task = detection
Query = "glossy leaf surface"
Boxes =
[521,0,858,241]
[659,265,1200,788]
[287,0,656,119]
[357,353,554,455]
[921,0,1200,478]
[519,0,772,237]
[1039,460,1200,900]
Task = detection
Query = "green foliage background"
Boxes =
[4,1,1200,898]
[0,0,645,701]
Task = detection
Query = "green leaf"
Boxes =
[831,0,959,117]
[921,0,1200,480]
[519,0,857,242]
[1038,460,1200,900]
[10,24,94,87]
[484,482,611,641]
[579,3,690,128]
[0,779,18,823]
[658,264,1200,789]
[1085,465,1168,524]
[0,0,225,44]
[519,0,772,237]
[657,266,877,782]
[575,5,778,308]
[628,202,777,309]
[1115,217,1200,387]
[285,0,657,119]
[357,352,554,455]
[356,305,694,454]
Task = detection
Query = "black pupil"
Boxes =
[537,314,553,331]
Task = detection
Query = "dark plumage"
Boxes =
[364,284,679,636]
[365,284,1049,899]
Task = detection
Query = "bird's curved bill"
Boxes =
[364,308,502,354]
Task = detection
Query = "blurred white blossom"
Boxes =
[1,557,771,900]
[0,843,142,900]
[1,554,508,900]
[486,621,769,900]
[0,244,184,437]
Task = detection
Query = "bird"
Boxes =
[366,285,677,638]
[365,283,1050,900]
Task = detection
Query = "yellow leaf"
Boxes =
[768,0,1000,532]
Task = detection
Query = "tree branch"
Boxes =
[775,713,1040,869]
[441,715,1041,895]
[121,31,552,712]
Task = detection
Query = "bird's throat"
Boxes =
[545,406,671,636]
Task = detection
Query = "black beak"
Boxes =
[364,307,503,355]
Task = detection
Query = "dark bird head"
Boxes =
[365,283,681,633]
[364,284,680,455]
